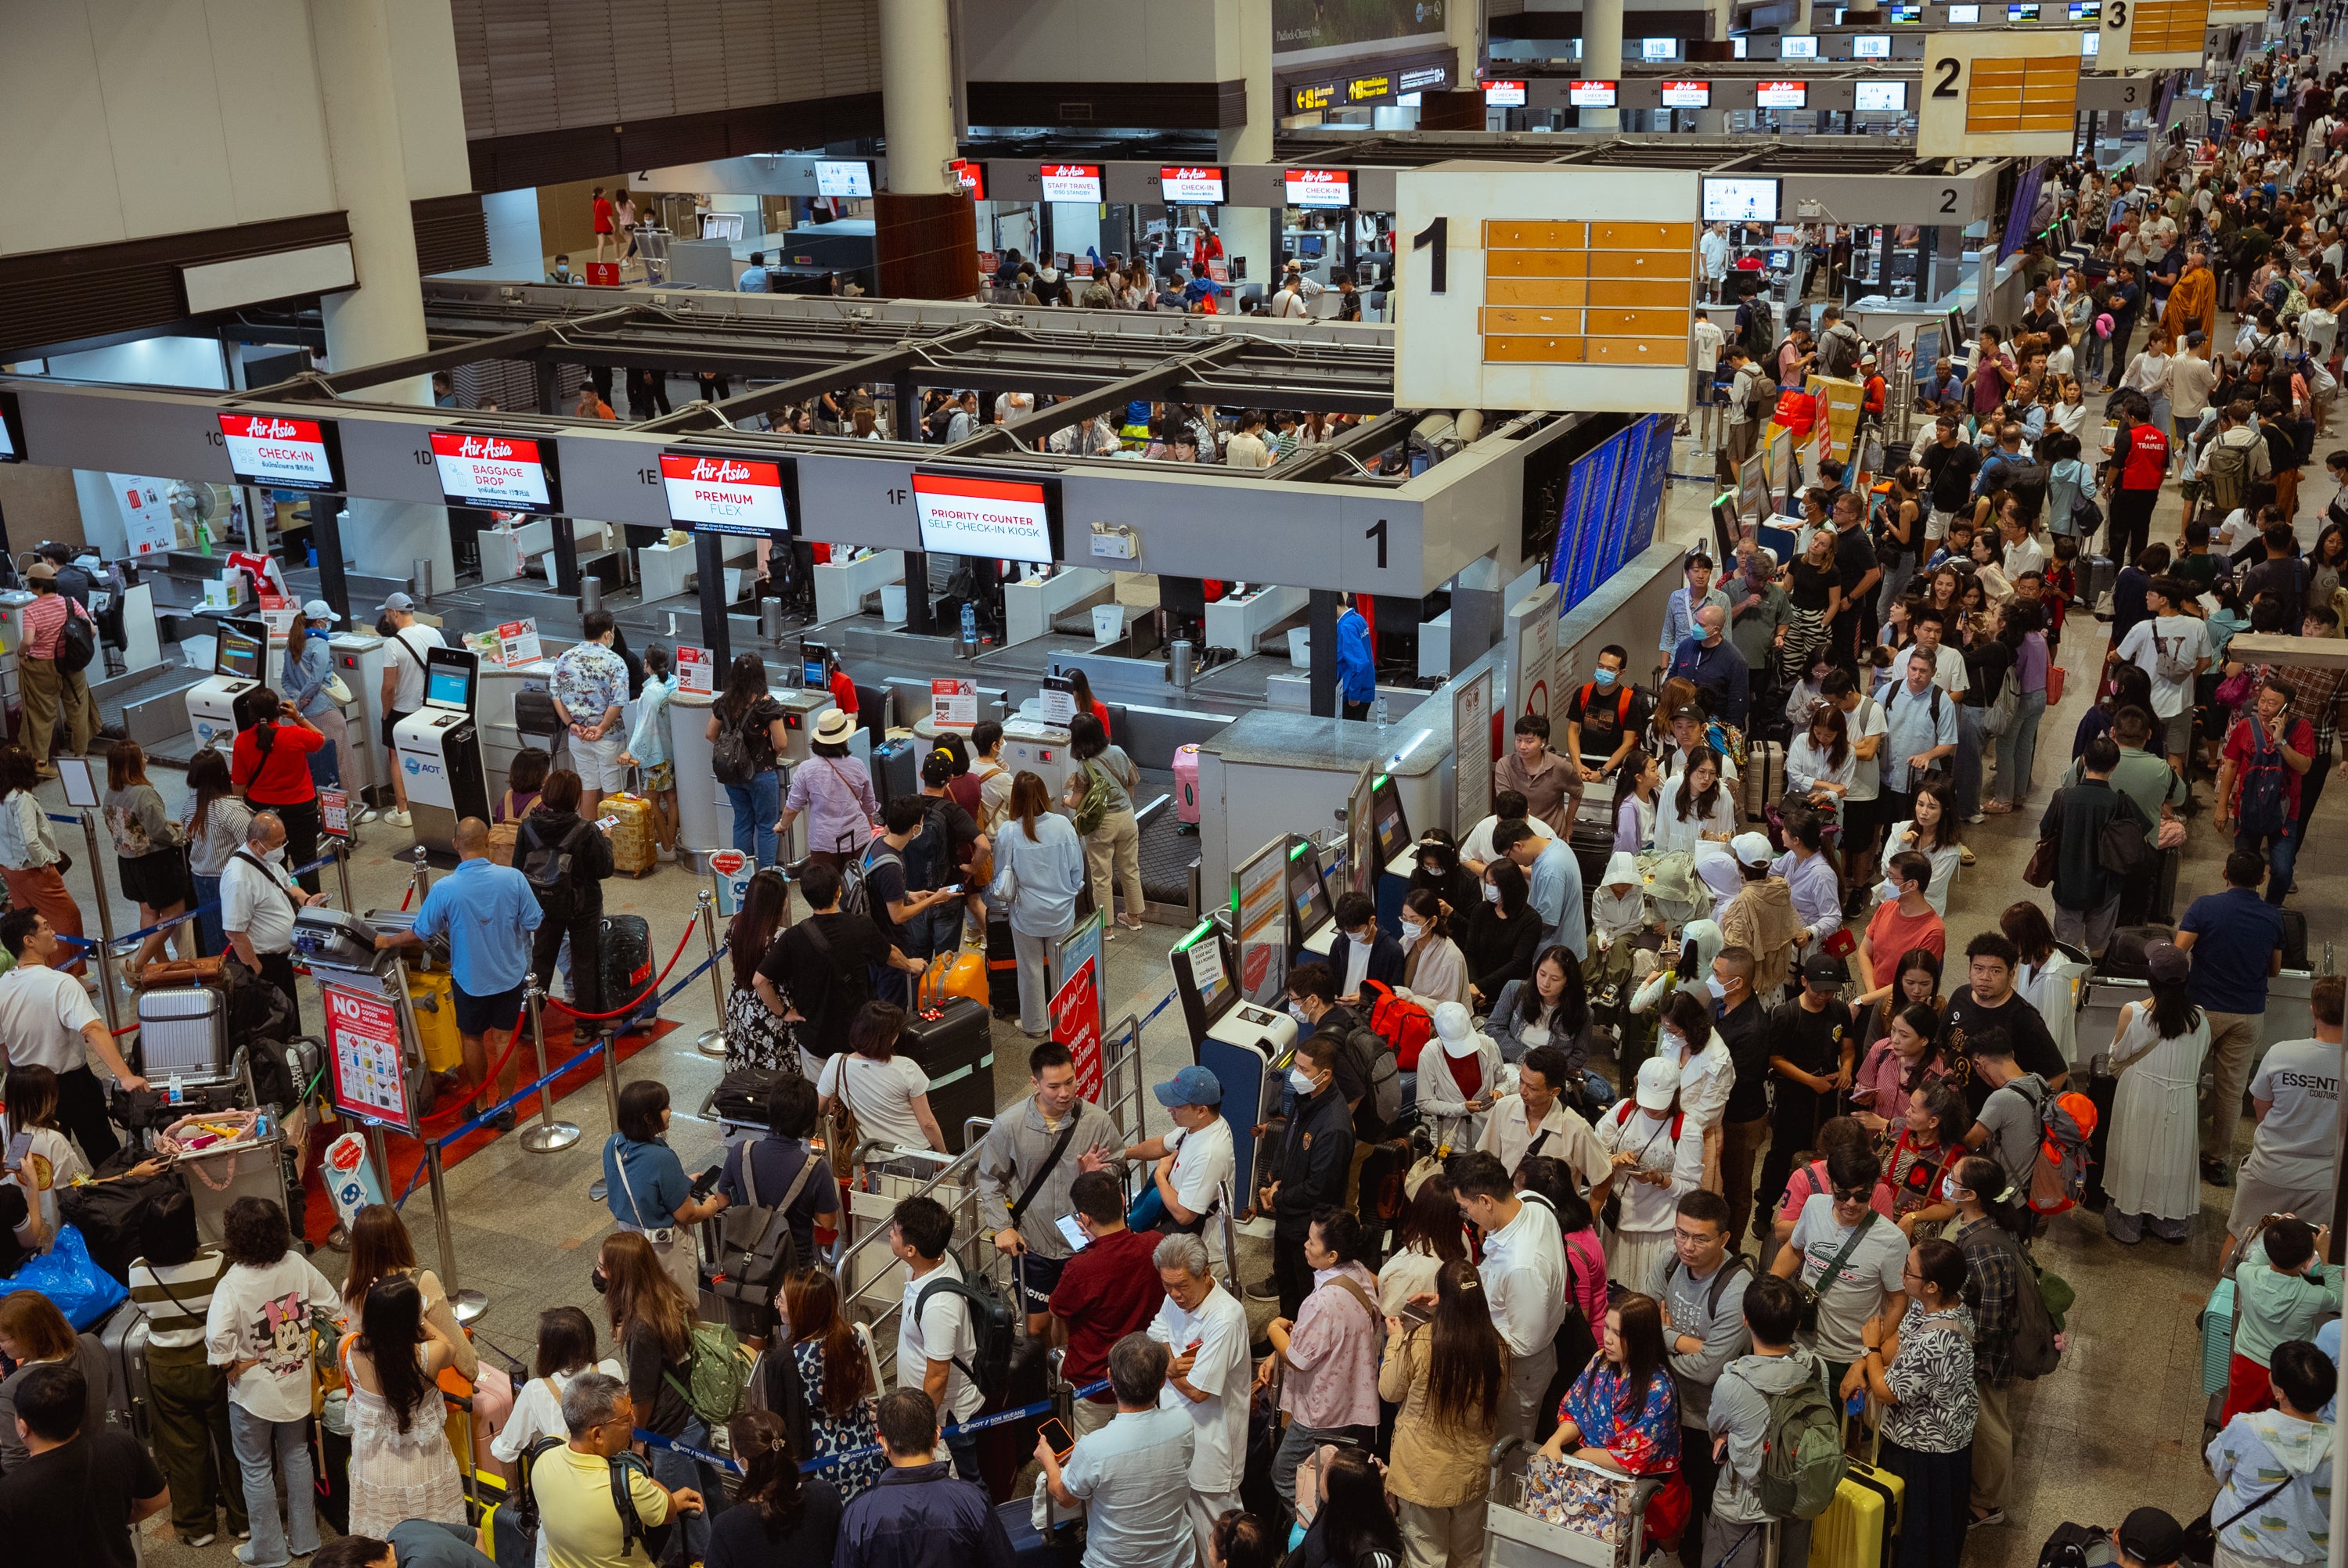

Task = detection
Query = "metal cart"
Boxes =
[1484,1437,1663,1568]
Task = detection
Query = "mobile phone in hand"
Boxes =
[596,815,621,833]
[689,1163,724,1198]
[4,1130,31,1168]
[1037,1418,1075,1461]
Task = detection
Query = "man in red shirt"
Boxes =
[1856,850,1947,1010]
[1047,1170,1169,1438]
[2214,676,2319,899]
[15,563,95,778]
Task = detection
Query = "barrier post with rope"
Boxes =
[332,837,355,912]
[406,843,432,911]
[79,810,123,1034]
[693,887,726,1059]
[517,974,579,1153]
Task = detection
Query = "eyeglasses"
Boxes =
[1831,1188,1872,1204]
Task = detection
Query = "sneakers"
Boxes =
[182,1534,218,1548]
[2202,1155,2235,1187]
[385,807,413,828]
[1971,1509,2008,1529]
[1244,1274,1280,1299]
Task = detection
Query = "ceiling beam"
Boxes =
[940,338,1257,456]
[244,306,647,401]
[632,322,996,434]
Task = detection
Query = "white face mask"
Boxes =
[1287,1067,1319,1095]
[1940,1173,1961,1202]
[1482,883,1502,904]
[1287,1002,1312,1025]
[1659,1028,1686,1058]
[1705,975,1730,1002]
[1399,916,1426,939]
[264,845,286,865]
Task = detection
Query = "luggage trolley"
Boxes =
[1484,1438,1664,1568]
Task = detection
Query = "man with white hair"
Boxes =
[1147,1232,1250,1563]
[222,810,330,1018]
[533,1372,700,1568]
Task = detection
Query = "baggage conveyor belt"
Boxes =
[1132,768,1197,914]
[92,663,211,764]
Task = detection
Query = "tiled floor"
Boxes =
[100,410,2324,1563]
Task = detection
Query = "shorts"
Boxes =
[454,980,526,1036]
[644,761,675,792]
[2156,709,2192,757]
[1010,1250,1066,1314]
[382,708,412,747]
[574,729,629,792]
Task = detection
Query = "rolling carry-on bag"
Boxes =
[1810,1412,1903,1568]
[138,985,230,1083]
[2078,1052,2121,1211]
[1745,740,1785,824]
[97,1300,153,1441]
[985,915,1021,1018]
[603,787,658,876]
[405,967,467,1074]
[870,738,920,809]
[601,912,659,1030]
[898,980,994,1153]
[1173,743,1203,827]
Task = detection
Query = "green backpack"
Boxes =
[1071,760,1114,835]
[663,1320,751,1428]
[1752,1360,1846,1521]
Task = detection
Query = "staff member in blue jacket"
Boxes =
[1337,595,1377,719]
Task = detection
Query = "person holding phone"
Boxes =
[1047,1172,1169,1437]
[1381,1258,1509,1561]
[1034,1334,1194,1563]
[1147,1232,1251,1563]
[601,1081,728,1304]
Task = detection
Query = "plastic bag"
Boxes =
[9,1223,130,1329]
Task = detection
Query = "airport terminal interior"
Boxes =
[0,1,2342,1566]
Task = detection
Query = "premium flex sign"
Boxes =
[658,452,792,535]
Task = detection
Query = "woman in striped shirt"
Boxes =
[127,1187,247,1548]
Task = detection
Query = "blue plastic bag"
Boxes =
[6,1223,129,1329]
[1127,1181,1167,1233]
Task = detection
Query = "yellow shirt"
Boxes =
[536,1445,672,1568]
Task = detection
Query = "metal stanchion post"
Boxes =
[333,840,355,912]
[694,888,726,1058]
[408,843,432,909]
[363,1122,394,1196]
[421,1137,486,1324]
[519,976,579,1153]
[80,811,123,1033]
[588,1020,621,1202]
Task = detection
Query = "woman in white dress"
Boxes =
[1595,1055,1705,1294]
[343,1275,466,1539]
[1875,778,1964,916]
[2101,941,2210,1246]
[1652,747,1739,854]
[1393,886,1469,1008]
[2002,900,2092,1073]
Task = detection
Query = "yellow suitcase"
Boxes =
[407,967,466,1073]
[603,790,657,876]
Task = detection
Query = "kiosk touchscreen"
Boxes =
[392,647,490,854]
[1289,838,1341,958]
[185,620,267,750]
[1175,919,1296,1210]
[1366,773,1417,933]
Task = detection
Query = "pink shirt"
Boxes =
[1280,1261,1383,1430]
[1564,1228,1609,1331]
[1850,1042,1950,1120]
[1777,1158,1898,1225]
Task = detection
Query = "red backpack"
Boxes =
[1361,980,1435,1070]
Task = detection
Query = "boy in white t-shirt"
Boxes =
[2111,574,2210,775]
[890,1195,984,1480]
[1123,1066,1236,1232]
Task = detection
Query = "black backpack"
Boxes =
[55,599,97,674]
[510,1435,669,1563]
[914,1263,1017,1404]
[517,818,588,921]
[711,702,768,786]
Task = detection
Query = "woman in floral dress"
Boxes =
[1538,1291,1690,1551]
[724,869,806,1076]
[776,1268,887,1503]
[1857,1239,1979,1568]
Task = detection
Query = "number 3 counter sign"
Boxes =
[1393,167,1701,415]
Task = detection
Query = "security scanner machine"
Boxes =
[393,647,490,854]
[185,620,267,751]
[1172,918,1293,1210]
[1290,836,1342,959]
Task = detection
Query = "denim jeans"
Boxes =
[648,1415,716,1561]
[228,1403,318,1565]
[191,872,225,962]
[903,901,964,965]
[2237,826,2299,903]
[1997,688,2050,807]
[725,769,782,867]
[1953,703,1986,818]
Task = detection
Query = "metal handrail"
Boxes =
[1098,1011,1147,1142]
[829,1120,994,1282]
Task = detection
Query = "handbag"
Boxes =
[2182,1477,2295,1565]
[10,1222,129,1329]
[2024,788,2062,888]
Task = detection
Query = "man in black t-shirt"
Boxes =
[1916,415,1982,536]
[1754,953,1856,1234]
[0,1364,166,1568]
[758,860,916,1062]
[715,1076,844,1333]
[1712,944,1774,1242]
[1564,644,1654,785]
[860,795,963,1004]
[1932,930,2069,1115]
[1830,494,1882,671]
[907,750,987,962]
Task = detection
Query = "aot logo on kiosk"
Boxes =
[218,413,342,490]
[659,453,790,535]
[911,472,1061,564]
[429,431,556,511]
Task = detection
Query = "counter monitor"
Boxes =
[1946,3,1981,18]
[218,413,344,492]
[428,430,561,515]
[1853,32,1892,54]
[1568,79,1618,106]
[1160,165,1227,203]
[2008,1,2040,15]
[1284,167,1355,207]
[426,661,472,710]
[1756,80,1808,108]
[215,623,263,680]
[1483,78,1529,105]
[1662,79,1712,106]
[1039,164,1103,203]
[1780,33,1819,56]
[800,641,830,689]
[814,160,873,198]
[1702,174,1783,222]
[1642,37,1679,58]
[949,159,987,199]
[659,451,794,535]
[911,469,1064,564]
[1855,80,1909,110]
[1891,4,1924,20]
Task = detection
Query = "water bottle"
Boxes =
[960,601,978,647]
[1373,695,1390,728]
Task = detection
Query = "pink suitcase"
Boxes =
[1174,743,1202,826]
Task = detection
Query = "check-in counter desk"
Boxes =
[1004,568,1115,646]
[1205,585,1307,655]
[477,661,558,797]
[814,550,906,624]
[672,685,841,870]
[481,519,627,587]
[2078,971,2321,1077]
[639,532,758,604]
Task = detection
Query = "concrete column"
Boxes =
[311,0,452,595]
[880,0,957,194]
[1582,0,1624,129]
[1447,0,1484,81]
[1219,0,1274,164]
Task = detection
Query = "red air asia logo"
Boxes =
[1291,170,1340,186]
[232,416,314,441]
[1168,167,1215,182]
[690,459,754,483]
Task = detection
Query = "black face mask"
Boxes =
[589,1265,607,1295]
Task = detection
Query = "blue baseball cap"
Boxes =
[1152,1065,1223,1109]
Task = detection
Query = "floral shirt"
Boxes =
[792,1338,887,1504]
[1880,1301,1978,1455]
[1561,1361,1682,1475]
[549,642,629,728]
[1881,1128,1958,1240]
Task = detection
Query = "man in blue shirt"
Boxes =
[1335,595,1376,719]
[736,250,770,292]
[378,816,542,1127]
[2174,848,2290,1186]
[1878,647,1958,828]
[1669,605,1752,729]
[1498,818,1586,959]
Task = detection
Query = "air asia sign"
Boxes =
[1284,168,1354,208]
[910,471,1062,564]
[428,430,559,512]
[217,413,344,491]
[658,452,792,535]
[1039,164,1103,202]
[1159,165,1227,203]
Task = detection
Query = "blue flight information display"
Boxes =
[1549,413,1674,614]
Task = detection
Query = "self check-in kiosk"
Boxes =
[1364,771,1418,935]
[1174,918,1295,1211]
[185,620,266,750]
[1290,836,1341,959]
[393,647,489,854]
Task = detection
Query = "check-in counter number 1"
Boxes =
[1411,218,1449,293]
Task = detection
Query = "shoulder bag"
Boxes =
[2023,789,2063,888]
[1792,1209,1880,1336]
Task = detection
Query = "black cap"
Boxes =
[2118,1509,2185,1567]
[1801,952,1849,986]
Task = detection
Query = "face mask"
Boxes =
[1940,1173,1961,1202]
[1287,1067,1319,1095]
[1705,975,1730,1002]
[1659,1028,1685,1057]
[265,845,286,865]
[1594,667,1619,687]
[1482,883,1502,904]
[1400,916,1426,938]
[1287,1002,1312,1024]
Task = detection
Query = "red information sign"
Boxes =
[326,984,412,1133]
[675,645,714,694]
[1052,957,1103,1105]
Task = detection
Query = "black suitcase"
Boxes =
[712,1067,794,1126]
[1568,816,1615,897]
[870,738,920,809]
[985,915,1021,1018]
[2280,907,2309,970]
[898,992,994,1153]
[600,913,658,1030]
[2079,1057,2121,1210]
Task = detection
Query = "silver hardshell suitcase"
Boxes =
[137,985,230,1082]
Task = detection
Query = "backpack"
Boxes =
[914,1264,1018,1404]
[516,817,587,922]
[711,1145,819,1310]
[664,1319,752,1427]
[513,1434,668,1563]
[1745,1360,1846,1521]
[1999,1228,2065,1379]
[1335,1018,1404,1131]
[2014,1078,2099,1215]
[2234,716,2292,836]
[55,599,96,674]
[841,843,900,920]
[2036,1523,2108,1568]
[1741,302,1777,361]
[2206,435,2254,511]
[1705,717,1750,769]
[711,703,762,786]
[1361,980,1436,1071]
[1071,759,1114,835]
